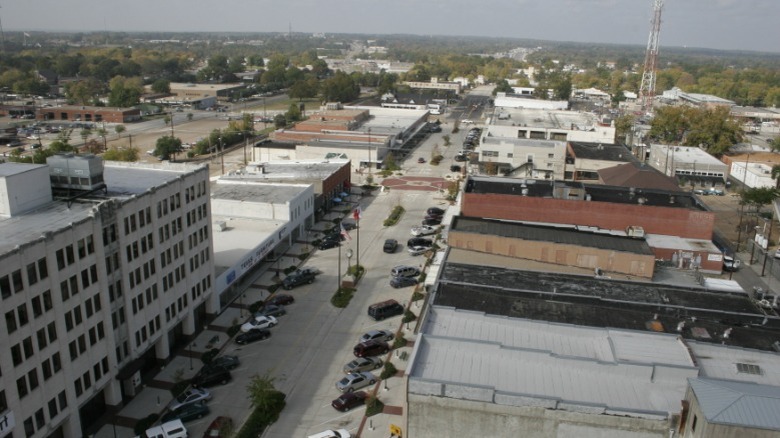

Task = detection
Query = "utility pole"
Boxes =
[638,0,664,115]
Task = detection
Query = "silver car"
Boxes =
[360,329,394,343]
[169,387,211,411]
[336,372,376,393]
[343,357,383,374]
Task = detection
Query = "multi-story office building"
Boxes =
[0,156,216,438]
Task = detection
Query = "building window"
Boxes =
[691,415,697,432]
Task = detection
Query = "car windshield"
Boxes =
[338,377,350,385]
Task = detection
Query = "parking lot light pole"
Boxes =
[189,341,196,370]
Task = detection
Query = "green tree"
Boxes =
[151,79,171,94]
[288,78,319,101]
[320,71,360,103]
[114,125,126,138]
[65,78,104,105]
[80,129,92,144]
[108,76,143,107]
[614,114,636,144]
[492,80,513,96]
[187,113,194,122]
[649,106,743,155]
[273,114,287,129]
[286,104,302,122]
[154,136,182,161]
[740,187,777,214]
[246,372,278,412]
[772,165,780,190]
[103,145,140,162]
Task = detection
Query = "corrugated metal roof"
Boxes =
[689,378,780,431]
[409,306,696,415]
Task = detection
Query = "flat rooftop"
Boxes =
[650,144,724,167]
[223,160,348,182]
[432,261,780,351]
[568,141,636,162]
[0,162,200,257]
[451,217,654,255]
[464,176,701,209]
[409,306,695,418]
[490,107,600,130]
[211,180,310,205]
[210,215,286,278]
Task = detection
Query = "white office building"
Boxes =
[0,157,215,438]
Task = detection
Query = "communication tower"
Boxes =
[639,0,664,114]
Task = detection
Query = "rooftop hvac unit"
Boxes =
[626,226,645,238]
[47,153,106,192]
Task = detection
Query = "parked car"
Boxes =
[353,340,390,357]
[390,276,419,288]
[407,246,430,256]
[360,329,395,343]
[705,188,725,196]
[203,416,233,438]
[336,372,376,393]
[343,357,383,374]
[235,328,271,345]
[308,429,351,438]
[266,294,294,306]
[161,403,210,423]
[331,391,368,411]
[422,217,442,226]
[450,165,462,172]
[367,299,404,321]
[340,220,357,230]
[407,237,433,248]
[383,239,398,253]
[191,367,231,388]
[411,225,437,237]
[417,157,426,164]
[319,239,340,250]
[170,388,212,411]
[209,355,239,370]
[282,270,316,290]
[240,315,277,332]
[454,154,468,162]
[390,265,420,278]
[255,304,286,318]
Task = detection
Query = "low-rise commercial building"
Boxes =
[647,144,728,186]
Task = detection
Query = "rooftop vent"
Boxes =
[735,363,761,375]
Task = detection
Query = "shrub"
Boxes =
[234,391,286,438]
[331,287,356,308]
[226,324,242,338]
[267,284,279,294]
[418,272,427,283]
[383,206,405,227]
[134,414,160,435]
[430,155,444,165]
[365,396,384,417]
[402,309,417,324]
[380,361,398,380]
[283,265,297,275]
[347,264,364,279]
[411,291,424,302]
[298,252,309,260]
[393,334,407,350]
[201,348,219,364]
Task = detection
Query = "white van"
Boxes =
[307,430,351,438]
[143,420,188,438]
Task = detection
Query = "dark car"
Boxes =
[255,304,286,318]
[319,239,340,250]
[353,340,390,357]
[383,239,398,253]
[282,270,316,290]
[162,403,210,423]
[209,355,239,370]
[390,276,418,288]
[427,206,445,215]
[332,391,368,412]
[424,213,443,221]
[266,294,294,306]
[191,367,232,388]
[417,157,426,163]
[454,154,468,162]
[450,165,462,172]
[407,237,433,248]
[203,416,233,438]
[422,218,442,226]
[235,328,271,345]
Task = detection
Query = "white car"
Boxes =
[411,225,437,237]
[460,119,474,124]
[240,315,278,332]
[408,246,429,256]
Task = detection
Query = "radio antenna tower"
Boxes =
[639,0,664,115]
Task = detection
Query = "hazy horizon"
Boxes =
[3,0,779,54]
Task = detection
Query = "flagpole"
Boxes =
[338,238,342,291]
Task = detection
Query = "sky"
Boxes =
[3,0,779,53]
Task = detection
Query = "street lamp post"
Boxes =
[367,128,372,176]
[762,213,774,276]
[346,249,353,276]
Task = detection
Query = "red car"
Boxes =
[203,416,233,438]
[331,391,368,412]
[353,340,390,357]
[266,294,294,306]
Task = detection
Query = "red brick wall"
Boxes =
[463,194,714,240]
